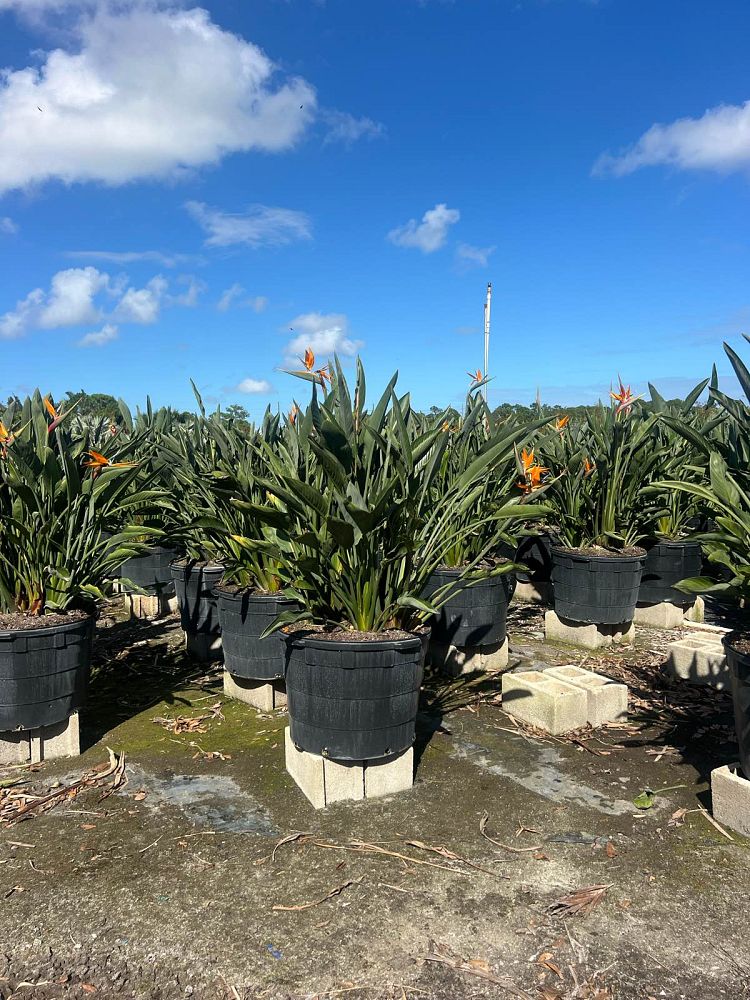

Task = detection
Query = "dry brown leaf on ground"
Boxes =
[272,876,363,911]
[424,941,533,997]
[547,883,612,918]
[605,841,618,858]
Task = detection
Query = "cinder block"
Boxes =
[364,748,414,799]
[665,635,729,689]
[429,638,508,676]
[501,670,588,735]
[513,581,552,605]
[711,763,750,838]
[1,712,80,764]
[545,665,627,727]
[223,672,286,711]
[185,631,223,662]
[284,728,413,809]
[124,593,178,620]
[544,610,635,650]
[634,597,704,629]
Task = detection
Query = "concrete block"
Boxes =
[544,610,635,650]
[1,712,80,764]
[124,592,178,620]
[634,597,704,629]
[711,763,750,838]
[185,631,223,662]
[284,728,413,809]
[429,638,508,676]
[501,670,588,735]
[513,581,552,605]
[364,748,414,799]
[223,672,286,711]
[665,635,729,689]
[545,665,628,727]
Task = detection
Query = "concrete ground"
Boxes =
[1,602,749,1000]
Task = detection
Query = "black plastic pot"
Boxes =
[0,616,94,730]
[724,634,750,779]
[515,532,556,584]
[120,546,176,596]
[638,540,703,606]
[218,588,297,681]
[283,631,424,761]
[427,568,513,648]
[551,547,645,625]
[170,561,224,635]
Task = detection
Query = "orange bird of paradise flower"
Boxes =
[518,448,548,493]
[555,415,569,432]
[610,377,642,415]
[583,457,595,476]
[288,404,300,425]
[301,348,315,371]
[43,397,66,434]
[0,420,14,457]
[299,347,331,387]
[83,450,137,478]
[520,448,536,473]
[467,369,483,383]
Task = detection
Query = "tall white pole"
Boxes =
[483,282,492,403]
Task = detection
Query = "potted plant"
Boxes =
[252,354,529,761]
[422,376,549,654]
[0,392,162,731]
[540,381,656,625]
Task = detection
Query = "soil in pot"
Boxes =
[0,612,95,730]
[281,627,424,761]
[638,540,703,606]
[170,560,224,636]
[217,585,297,681]
[551,546,645,625]
[426,564,513,648]
[723,631,750,779]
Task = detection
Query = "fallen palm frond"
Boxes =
[547,883,612,918]
[0,749,126,827]
[479,811,542,853]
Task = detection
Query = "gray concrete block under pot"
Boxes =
[544,610,635,650]
[711,764,750,838]
[223,673,286,712]
[513,580,552,605]
[1,711,80,764]
[429,637,509,676]
[124,592,179,620]
[284,729,413,808]
[634,596,704,629]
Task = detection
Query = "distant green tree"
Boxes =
[65,390,121,421]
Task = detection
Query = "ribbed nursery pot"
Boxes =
[218,588,297,680]
[551,547,645,624]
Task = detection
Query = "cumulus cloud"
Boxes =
[0,266,196,338]
[0,216,17,234]
[217,284,269,313]
[77,322,119,348]
[0,4,316,194]
[455,243,495,269]
[236,378,273,394]
[322,110,385,145]
[285,312,362,363]
[594,100,750,177]
[388,203,460,253]
[186,201,312,249]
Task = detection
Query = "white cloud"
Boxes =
[322,110,385,145]
[236,377,273,394]
[218,284,269,313]
[285,312,362,363]
[66,249,201,268]
[388,203,460,253]
[40,266,109,328]
[186,201,312,249]
[594,100,750,177]
[169,274,205,308]
[0,216,17,234]
[456,242,495,268]
[0,4,315,194]
[115,275,167,324]
[218,283,244,312]
[77,322,118,348]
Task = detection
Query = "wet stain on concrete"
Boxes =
[450,738,636,815]
[127,765,278,835]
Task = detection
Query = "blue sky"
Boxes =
[0,0,749,415]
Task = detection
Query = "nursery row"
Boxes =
[2,342,750,772]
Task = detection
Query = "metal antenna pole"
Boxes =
[483,282,492,403]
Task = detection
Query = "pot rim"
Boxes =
[169,559,225,573]
[216,585,296,603]
[284,631,423,652]
[0,613,95,641]
[551,545,646,563]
